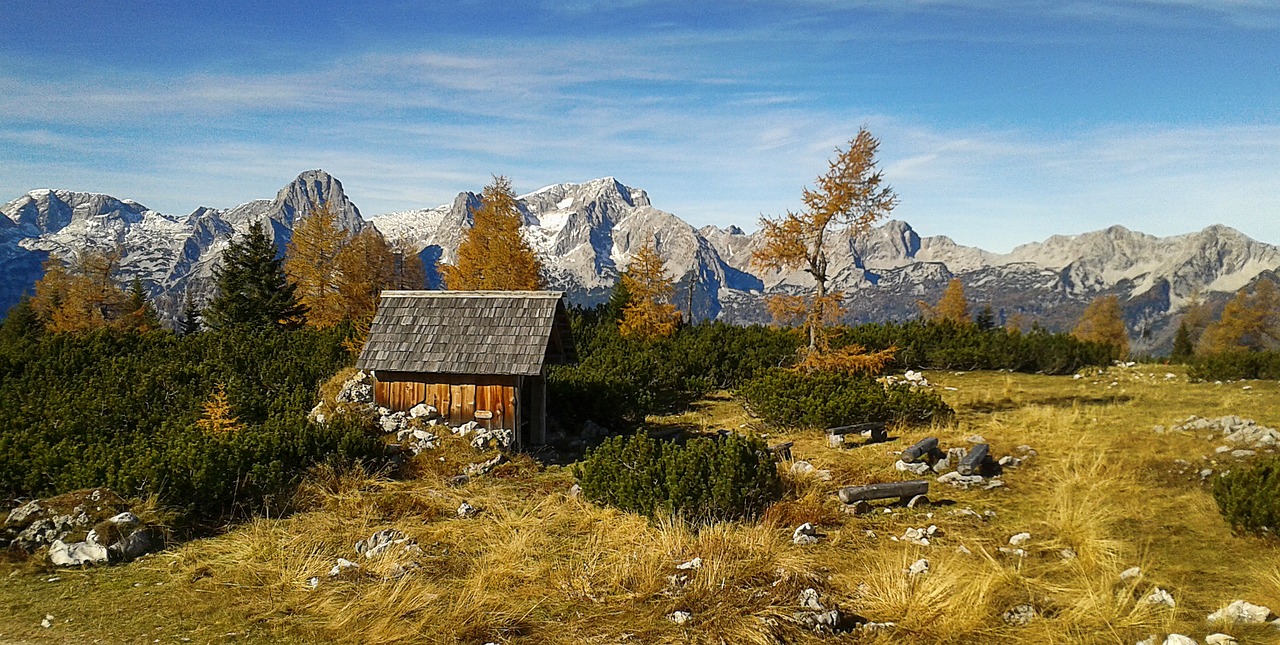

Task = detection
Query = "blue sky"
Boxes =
[1,0,1277,251]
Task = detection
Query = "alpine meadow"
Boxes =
[3,2,1280,644]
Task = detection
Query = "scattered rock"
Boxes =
[790,460,816,477]
[1205,634,1239,645]
[895,460,932,475]
[937,471,986,489]
[1207,599,1273,624]
[799,588,823,611]
[792,523,821,545]
[956,544,972,555]
[48,538,109,566]
[328,558,360,579]
[447,474,470,487]
[965,434,987,444]
[1002,604,1036,626]
[334,371,374,405]
[1008,532,1031,546]
[1120,566,1142,583]
[464,453,505,478]
[676,557,702,571]
[408,403,438,419]
[998,456,1023,468]
[1141,588,1175,608]
[998,547,1027,558]
[1060,548,1077,560]
[456,502,478,518]
[897,525,939,546]
[355,529,414,559]
[1015,445,1038,457]
[567,484,582,499]
[1163,635,1196,645]
[907,494,930,508]
[1231,449,1256,459]
[40,614,53,629]
[668,610,692,625]
[827,434,845,449]
[907,558,929,576]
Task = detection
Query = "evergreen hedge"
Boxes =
[1187,351,1280,381]
[738,368,953,430]
[573,432,782,523]
[1213,457,1280,534]
[0,321,382,528]
[833,320,1117,374]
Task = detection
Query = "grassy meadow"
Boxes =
[4,365,1280,644]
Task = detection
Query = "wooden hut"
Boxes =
[355,291,577,448]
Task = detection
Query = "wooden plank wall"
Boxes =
[374,373,518,431]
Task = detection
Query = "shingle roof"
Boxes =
[355,291,576,377]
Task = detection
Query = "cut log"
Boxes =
[901,437,940,463]
[957,443,990,476]
[838,480,929,505]
[769,442,794,461]
[826,421,887,436]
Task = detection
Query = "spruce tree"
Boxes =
[1171,321,1194,361]
[205,222,307,330]
[121,278,161,331]
[180,289,202,335]
[975,305,996,331]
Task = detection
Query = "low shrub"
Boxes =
[834,320,1116,374]
[738,368,953,430]
[1213,457,1280,534]
[573,432,783,523]
[1188,351,1280,381]
[0,324,384,529]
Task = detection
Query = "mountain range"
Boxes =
[3,169,1278,354]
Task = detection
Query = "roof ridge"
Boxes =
[381,290,565,299]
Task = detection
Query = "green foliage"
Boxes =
[1187,351,1280,381]
[1171,321,1194,362]
[738,368,953,430]
[205,222,307,330]
[0,324,382,529]
[1213,457,1280,534]
[573,432,782,523]
[180,290,201,336]
[547,308,799,430]
[833,320,1116,374]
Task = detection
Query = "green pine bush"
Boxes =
[1188,351,1280,381]
[738,368,953,430]
[573,432,782,523]
[1213,457,1280,534]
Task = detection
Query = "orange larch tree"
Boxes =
[285,200,348,328]
[618,240,681,340]
[443,175,543,291]
[752,128,898,359]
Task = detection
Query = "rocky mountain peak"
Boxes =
[271,169,364,234]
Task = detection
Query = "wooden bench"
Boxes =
[837,480,929,505]
[825,421,888,443]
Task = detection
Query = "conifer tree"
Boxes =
[443,176,543,291]
[205,222,306,330]
[922,278,971,324]
[0,295,43,342]
[180,289,201,336]
[285,201,348,328]
[388,239,427,290]
[335,228,397,324]
[197,384,241,434]
[120,278,161,332]
[1198,278,1280,354]
[618,241,681,340]
[974,305,996,331]
[1072,295,1130,358]
[1171,320,1194,360]
[752,129,898,356]
[29,251,130,332]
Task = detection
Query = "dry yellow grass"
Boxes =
[5,366,1280,644]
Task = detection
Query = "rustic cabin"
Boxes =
[355,290,577,449]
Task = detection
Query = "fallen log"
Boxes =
[825,421,887,437]
[769,441,794,461]
[957,443,990,476]
[901,437,940,463]
[838,480,929,505]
